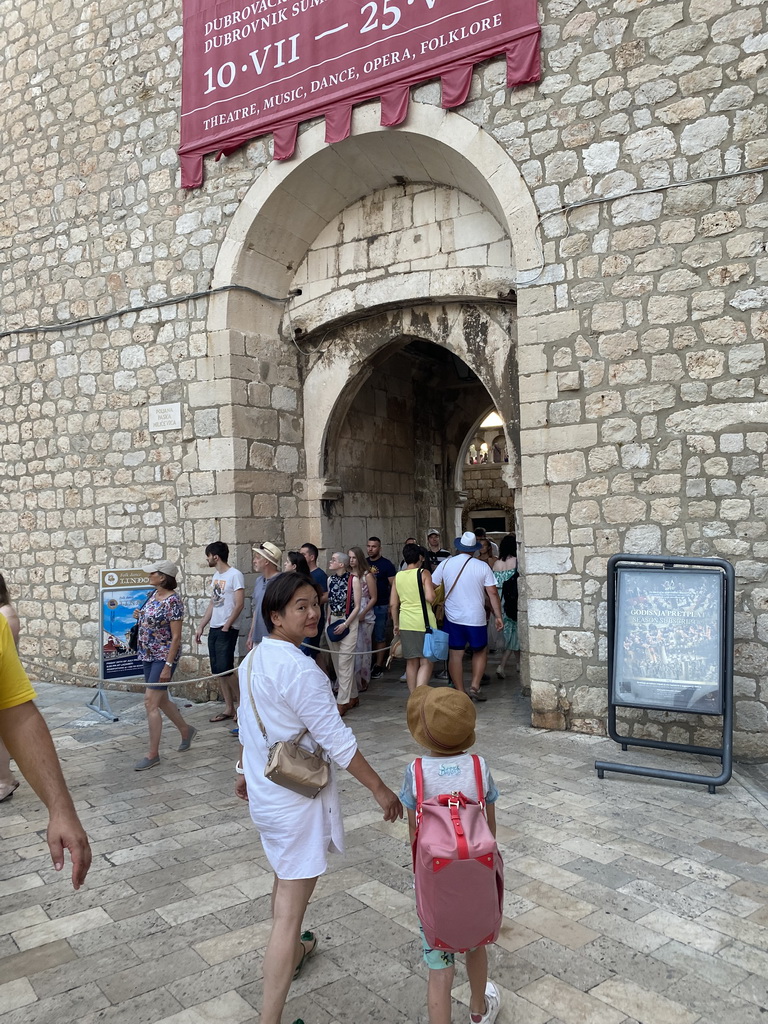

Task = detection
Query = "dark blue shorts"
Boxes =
[444,618,487,652]
[208,626,239,675]
[143,660,177,688]
[373,605,389,644]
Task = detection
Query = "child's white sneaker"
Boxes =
[469,981,501,1024]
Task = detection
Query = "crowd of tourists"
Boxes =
[0,527,520,1024]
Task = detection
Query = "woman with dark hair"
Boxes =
[284,550,312,578]
[235,572,402,1024]
[0,572,21,801]
[133,560,196,771]
[492,535,520,679]
[389,543,436,692]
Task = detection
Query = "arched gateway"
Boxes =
[203,100,540,700]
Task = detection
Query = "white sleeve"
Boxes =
[232,569,245,591]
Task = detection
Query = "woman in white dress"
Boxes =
[235,573,402,1024]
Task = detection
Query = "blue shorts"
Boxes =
[444,618,487,652]
[419,924,477,970]
[143,660,177,688]
[373,604,389,644]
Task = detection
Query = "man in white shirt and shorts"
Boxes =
[196,542,245,722]
[432,532,503,702]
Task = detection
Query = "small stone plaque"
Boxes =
[148,402,182,432]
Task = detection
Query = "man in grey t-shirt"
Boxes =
[247,542,282,651]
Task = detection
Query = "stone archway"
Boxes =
[295,301,519,549]
[203,105,540,551]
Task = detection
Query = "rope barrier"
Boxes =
[23,637,400,690]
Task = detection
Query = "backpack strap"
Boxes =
[414,757,424,824]
[471,754,486,814]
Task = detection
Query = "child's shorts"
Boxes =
[419,925,477,969]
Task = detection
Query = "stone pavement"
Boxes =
[3,665,768,1024]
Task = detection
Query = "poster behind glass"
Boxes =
[612,567,723,715]
[100,569,154,681]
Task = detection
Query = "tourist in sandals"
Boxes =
[134,560,196,770]
[235,572,402,1024]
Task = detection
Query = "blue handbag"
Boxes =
[417,569,450,662]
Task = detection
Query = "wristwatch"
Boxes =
[164,661,173,668]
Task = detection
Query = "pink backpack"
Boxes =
[413,755,504,952]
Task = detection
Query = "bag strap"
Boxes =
[414,757,424,823]
[416,569,433,634]
[443,555,472,604]
[471,753,486,813]
[345,573,353,617]
[243,647,309,748]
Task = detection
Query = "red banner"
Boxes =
[179,0,540,187]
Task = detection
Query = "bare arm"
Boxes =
[195,599,214,644]
[407,807,417,846]
[359,572,377,619]
[485,584,503,633]
[0,701,91,888]
[344,576,362,629]
[421,569,435,605]
[389,579,401,633]
[345,750,403,821]
[486,801,496,838]
[158,618,183,684]
[0,606,20,647]
[223,589,245,632]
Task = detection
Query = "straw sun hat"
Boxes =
[407,686,476,756]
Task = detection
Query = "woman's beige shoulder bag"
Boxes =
[243,648,330,799]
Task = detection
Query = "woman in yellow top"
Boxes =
[0,573,22,801]
[389,544,436,693]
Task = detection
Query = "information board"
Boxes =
[100,569,154,681]
[612,567,724,716]
[179,0,540,186]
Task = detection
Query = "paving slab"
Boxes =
[2,672,768,1023]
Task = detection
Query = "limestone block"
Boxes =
[557,371,580,391]
[525,547,573,575]
[612,193,664,225]
[639,473,681,494]
[520,422,597,455]
[609,360,648,386]
[720,432,744,453]
[700,211,742,237]
[547,451,587,482]
[603,496,646,523]
[624,384,676,414]
[623,524,663,553]
[522,517,553,546]
[583,141,620,174]
[598,331,638,360]
[528,599,581,628]
[196,438,248,471]
[585,391,622,417]
[667,401,768,434]
[634,3,684,38]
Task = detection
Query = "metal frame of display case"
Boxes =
[595,554,734,794]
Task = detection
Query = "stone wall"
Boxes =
[1,0,768,754]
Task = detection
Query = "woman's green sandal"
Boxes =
[292,931,318,981]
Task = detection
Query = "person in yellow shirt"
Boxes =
[0,614,91,889]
